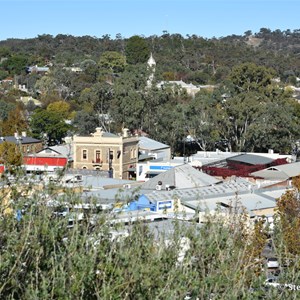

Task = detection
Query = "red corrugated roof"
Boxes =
[23,156,67,166]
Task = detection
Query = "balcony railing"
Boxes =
[92,158,102,164]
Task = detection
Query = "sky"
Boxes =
[1,0,299,41]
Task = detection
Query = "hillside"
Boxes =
[0,28,299,83]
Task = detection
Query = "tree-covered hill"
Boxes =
[1,28,300,155]
[0,28,299,81]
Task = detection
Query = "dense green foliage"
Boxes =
[0,29,300,154]
[30,109,71,145]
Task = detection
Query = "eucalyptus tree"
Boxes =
[78,82,113,132]
[109,63,150,130]
[73,110,101,135]
[98,51,126,73]
[0,100,15,122]
[217,63,300,153]
[185,90,220,151]
[151,102,186,155]
[34,68,76,101]
[217,92,267,152]
[1,53,29,75]
[244,90,300,153]
[125,35,150,65]
[141,86,172,134]
[229,62,276,94]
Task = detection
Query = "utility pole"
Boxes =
[108,148,113,178]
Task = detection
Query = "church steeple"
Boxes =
[147,53,156,68]
[146,53,156,88]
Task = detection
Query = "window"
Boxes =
[109,150,114,161]
[95,150,101,163]
[82,149,87,160]
[107,150,114,163]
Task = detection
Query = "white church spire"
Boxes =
[147,53,156,87]
[147,52,156,68]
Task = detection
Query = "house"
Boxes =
[63,67,83,73]
[156,80,201,97]
[73,127,139,179]
[17,96,42,107]
[0,77,14,85]
[25,65,49,74]
[0,132,43,154]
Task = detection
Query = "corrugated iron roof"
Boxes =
[0,136,41,144]
[251,162,300,180]
[142,178,252,203]
[183,192,277,213]
[139,136,170,151]
[141,163,221,190]
[227,154,274,165]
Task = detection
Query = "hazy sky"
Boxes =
[1,0,299,40]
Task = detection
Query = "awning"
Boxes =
[138,154,155,161]
[145,171,160,175]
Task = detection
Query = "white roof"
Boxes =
[48,144,73,159]
[139,136,170,151]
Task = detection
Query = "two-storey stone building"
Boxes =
[73,127,139,179]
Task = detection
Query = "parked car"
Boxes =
[267,257,279,269]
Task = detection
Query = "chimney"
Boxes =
[22,131,27,137]
[122,128,129,138]
[14,132,19,138]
